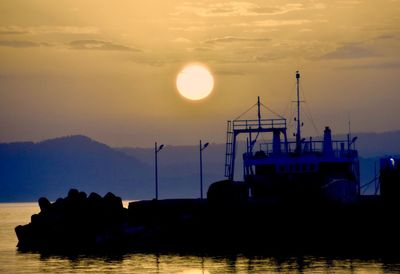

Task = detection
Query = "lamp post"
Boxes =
[155,142,164,200]
[199,140,209,199]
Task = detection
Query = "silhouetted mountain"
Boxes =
[334,130,400,157]
[117,144,225,199]
[1,130,399,202]
[0,135,153,202]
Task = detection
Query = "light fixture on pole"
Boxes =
[155,142,164,200]
[199,140,209,199]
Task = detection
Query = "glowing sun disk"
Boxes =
[176,64,214,100]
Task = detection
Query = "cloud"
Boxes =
[173,2,323,17]
[173,2,258,17]
[252,19,311,27]
[249,3,305,15]
[0,25,98,36]
[319,43,380,59]
[189,47,214,52]
[69,40,141,52]
[36,26,99,34]
[173,37,191,43]
[254,54,284,63]
[216,70,246,76]
[335,0,362,5]
[0,30,29,35]
[169,26,207,32]
[204,36,270,44]
[0,40,40,48]
[338,61,400,70]
[373,34,399,40]
[0,26,30,35]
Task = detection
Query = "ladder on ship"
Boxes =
[224,121,234,180]
[223,97,288,181]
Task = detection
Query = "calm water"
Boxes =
[1,203,400,274]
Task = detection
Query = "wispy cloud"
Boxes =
[373,34,399,41]
[173,2,258,17]
[335,0,362,5]
[190,47,214,52]
[252,19,311,27]
[204,36,270,44]
[0,25,98,35]
[338,61,400,70]
[254,54,284,63]
[216,70,246,76]
[69,40,141,52]
[0,40,40,48]
[319,43,380,59]
[249,3,305,16]
[173,2,324,17]
[173,37,192,43]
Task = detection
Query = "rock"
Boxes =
[67,188,80,200]
[38,197,51,213]
[104,192,123,210]
[79,191,87,200]
[15,189,128,252]
[207,180,249,203]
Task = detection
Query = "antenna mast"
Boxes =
[257,96,261,129]
[296,71,302,153]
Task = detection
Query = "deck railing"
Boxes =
[259,140,357,158]
[232,118,286,131]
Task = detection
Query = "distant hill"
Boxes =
[0,135,153,202]
[1,130,399,202]
[334,130,400,157]
[116,144,226,199]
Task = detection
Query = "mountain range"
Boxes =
[1,130,399,202]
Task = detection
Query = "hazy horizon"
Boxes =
[2,128,400,149]
[1,1,400,147]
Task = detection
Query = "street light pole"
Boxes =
[199,140,209,199]
[155,142,164,200]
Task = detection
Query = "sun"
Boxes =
[176,64,214,100]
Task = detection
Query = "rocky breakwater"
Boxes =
[15,189,127,252]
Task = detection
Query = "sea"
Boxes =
[1,202,400,274]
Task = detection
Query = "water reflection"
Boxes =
[3,203,400,274]
[11,252,395,274]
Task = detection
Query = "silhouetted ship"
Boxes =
[15,71,400,255]
[216,71,360,204]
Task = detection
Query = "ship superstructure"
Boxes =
[224,71,360,203]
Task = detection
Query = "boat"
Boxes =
[220,71,360,204]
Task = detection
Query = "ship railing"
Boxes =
[232,118,286,131]
[259,140,357,158]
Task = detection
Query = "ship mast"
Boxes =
[295,71,302,153]
[257,96,261,129]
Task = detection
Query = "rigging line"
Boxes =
[360,176,379,191]
[287,102,294,137]
[303,108,319,136]
[361,179,377,194]
[260,103,285,119]
[283,81,297,119]
[299,82,319,135]
[234,103,257,120]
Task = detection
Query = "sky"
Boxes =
[1,0,400,147]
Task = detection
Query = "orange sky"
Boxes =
[1,0,400,147]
